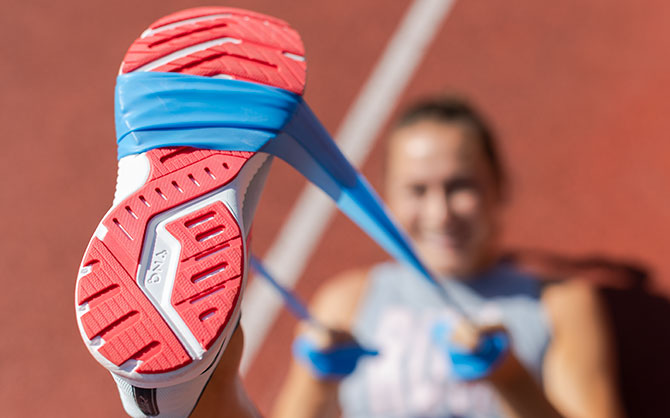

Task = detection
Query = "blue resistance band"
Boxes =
[115,72,444,297]
[431,321,510,381]
[116,72,300,158]
[249,255,317,326]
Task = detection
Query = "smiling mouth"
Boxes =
[418,230,467,250]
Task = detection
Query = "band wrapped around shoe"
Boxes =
[115,72,301,160]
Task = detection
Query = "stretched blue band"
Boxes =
[250,255,315,324]
[114,72,438,293]
[293,336,379,380]
[115,72,301,159]
[431,322,510,381]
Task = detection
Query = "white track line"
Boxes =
[240,0,457,374]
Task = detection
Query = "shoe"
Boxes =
[75,7,305,416]
[75,6,432,417]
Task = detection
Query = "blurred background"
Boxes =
[2,0,670,416]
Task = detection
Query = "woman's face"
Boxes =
[385,119,503,278]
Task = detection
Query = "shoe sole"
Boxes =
[75,7,305,387]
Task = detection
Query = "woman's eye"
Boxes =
[408,184,427,196]
[446,178,478,195]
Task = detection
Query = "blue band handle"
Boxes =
[293,336,379,380]
[431,321,510,381]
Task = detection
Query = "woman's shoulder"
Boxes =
[309,266,373,329]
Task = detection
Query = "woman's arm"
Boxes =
[448,322,563,418]
[271,269,370,418]
[272,356,341,418]
[488,352,563,418]
[479,279,623,418]
[542,280,624,418]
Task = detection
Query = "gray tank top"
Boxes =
[338,261,551,418]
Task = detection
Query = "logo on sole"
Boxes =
[147,249,168,284]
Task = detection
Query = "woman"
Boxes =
[271,96,623,418]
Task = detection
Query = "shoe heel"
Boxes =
[75,148,254,383]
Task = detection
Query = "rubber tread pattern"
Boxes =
[79,239,191,373]
[77,148,251,373]
[166,202,243,349]
[100,150,250,276]
[121,7,306,94]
